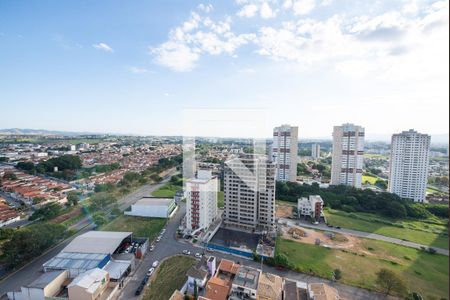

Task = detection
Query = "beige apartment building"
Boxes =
[272,125,298,182]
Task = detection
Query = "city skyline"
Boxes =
[0,0,448,138]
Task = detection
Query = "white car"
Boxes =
[152,261,159,268]
[149,245,155,251]
[156,237,161,242]
[182,250,191,255]
[147,267,155,276]
[195,253,202,259]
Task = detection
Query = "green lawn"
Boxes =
[218,191,224,209]
[101,215,166,239]
[151,183,180,198]
[324,209,449,249]
[362,174,379,185]
[143,256,196,300]
[277,238,449,299]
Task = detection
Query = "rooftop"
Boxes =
[26,270,67,289]
[135,197,174,206]
[68,268,108,294]
[257,272,283,300]
[309,283,341,300]
[232,266,260,290]
[62,231,132,254]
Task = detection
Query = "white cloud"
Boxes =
[198,3,213,13]
[92,43,114,52]
[260,2,276,18]
[292,0,316,15]
[152,41,200,72]
[128,66,153,74]
[237,4,259,17]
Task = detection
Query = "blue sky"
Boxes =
[0,0,448,139]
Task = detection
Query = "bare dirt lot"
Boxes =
[276,202,294,218]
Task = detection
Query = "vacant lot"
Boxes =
[362,174,378,185]
[152,183,180,198]
[143,256,196,300]
[101,215,166,239]
[277,238,449,299]
[218,191,224,208]
[324,209,449,249]
[276,200,295,218]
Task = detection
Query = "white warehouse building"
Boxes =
[125,197,177,218]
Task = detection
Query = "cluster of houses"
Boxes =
[0,197,20,227]
[171,257,343,300]
[0,166,74,206]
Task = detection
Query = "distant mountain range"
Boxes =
[0,128,448,145]
[0,128,99,136]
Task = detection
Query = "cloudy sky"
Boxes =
[0,0,448,140]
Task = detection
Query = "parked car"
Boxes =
[135,283,144,296]
[149,245,155,251]
[147,267,155,276]
[336,226,341,229]
[156,236,161,242]
[152,260,159,267]
[182,250,191,255]
[195,253,202,259]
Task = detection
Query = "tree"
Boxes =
[3,172,17,181]
[67,192,80,206]
[333,268,342,280]
[90,192,117,211]
[193,279,198,299]
[16,161,35,172]
[29,203,62,221]
[92,212,108,226]
[32,197,46,205]
[375,268,407,296]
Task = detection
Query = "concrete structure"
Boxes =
[124,197,176,218]
[223,154,276,231]
[187,257,210,292]
[68,268,110,300]
[331,123,365,188]
[186,170,219,231]
[229,265,260,300]
[272,125,298,182]
[204,259,240,300]
[311,143,321,160]
[256,272,283,300]
[297,195,324,221]
[283,279,308,300]
[7,270,68,300]
[388,129,431,202]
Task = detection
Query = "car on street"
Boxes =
[195,252,202,259]
[152,260,159,267]
[156,236,161,242]
[147,267,155,276]
[182,250,191,255]
[149,245,155,251]
[135,283,144,296]
[336,226,341,229]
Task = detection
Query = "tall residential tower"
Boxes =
[223,154,276,231]
[272,125,298,182]
[388,129,431,203]
[331,123,365,188]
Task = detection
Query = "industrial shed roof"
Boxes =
[62,231,132,254]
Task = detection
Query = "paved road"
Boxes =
[0,174,176,297]
[283,218,449,256]
[119,203,396,300]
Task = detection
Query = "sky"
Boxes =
[0,0,448,140]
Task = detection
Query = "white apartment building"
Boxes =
[311,143,321,160]
[272,125,298,182]
[186,170,219,232]
[331,124,365,188]
[388,129,431,203]
[223,154,276,231]
[297,195,324,221]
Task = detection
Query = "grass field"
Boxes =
[143,256,196,300]
[101,215,166,239]
[151,183,180,198]
[218,191,224,208]
[324,209,449,249]
[277,238,449,299]
[362,174,379,185]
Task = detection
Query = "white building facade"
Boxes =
[297,195,324,221]
[223,154,276,231]
[388,129,431,202]
[272,125,298,182]
[186,170,219,232]
[331,124,365,188]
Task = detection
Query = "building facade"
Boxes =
[223,154,276,231]
[272,125,298,182]
[311,143,321,160]
[388,129,431,202]
[331,124,365,188]
[297,195,324,221]
[186,170,219,232]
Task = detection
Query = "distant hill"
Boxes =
[0,128,97,136]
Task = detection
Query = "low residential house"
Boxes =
[308,283,342,300]
[68,268,110,300]
[204,259,240,300]
[256,272,283,300]
[0,198,20,227]
[283,279,308,300]
[229,265,261,300]
[297,195,324,221]
[186,256,210,293]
